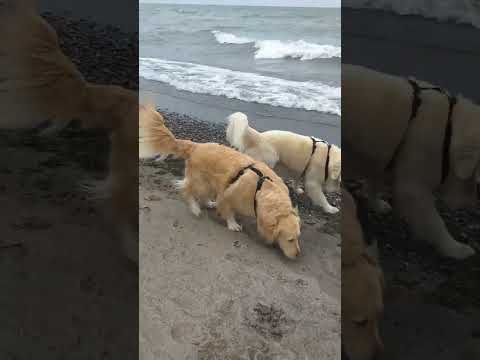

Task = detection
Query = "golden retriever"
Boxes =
[342,188,384,360]
[226,112,342,214]
[140,106,301,259]
[343,64,479,259]
[0,0,138,263]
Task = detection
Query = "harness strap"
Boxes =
[386,78,457,184]
[229,164,256,185]
[300,137,330,180]
[228,163,271,216]
[325,144,332,181]
[442,95,457,182]
[254,175,272,216]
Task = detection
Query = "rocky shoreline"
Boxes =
[157,110,342,231]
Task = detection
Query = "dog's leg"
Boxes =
[186,197,201,217]
[394,182,475,259]
[292,179,304,195]
[175,179,202,217]
[305,180,339,214]
[216,193,242,232]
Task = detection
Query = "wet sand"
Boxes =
[140,78,341,145]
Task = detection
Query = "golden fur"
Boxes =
[342,188,384,360]
[226,112,341,214]
[343,64,479,259]
[0,1,138,263]
[140,106,302,259]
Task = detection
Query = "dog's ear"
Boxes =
[329,148,341,181]
[257,205,280,243]
[451,98,480,180]
[453,147,479,180]
[329,163,341,181]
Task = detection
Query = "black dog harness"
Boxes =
[228,164,272,216]
[300,137,332,181]
[386,78,457,184]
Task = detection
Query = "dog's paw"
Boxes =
[189,202,202,217]
[227,219,242,232]
[324,206,340,214]
[441,241,476,260]
[206,201,217,209]
[173,179,186,190]
[295,187,304,195]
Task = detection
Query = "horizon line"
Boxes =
[139,1,339,8]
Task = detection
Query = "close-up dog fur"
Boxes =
[343,64,479,260]
[0,0,138,263]
[140,106,302,259]
[342,187,385,360]
[226,112,342,214]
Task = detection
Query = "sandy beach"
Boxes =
[139,113,342,359]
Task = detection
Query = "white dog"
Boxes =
[226,112,341,214]
[343,64,479,260]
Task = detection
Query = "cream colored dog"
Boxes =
[342,188,385,360]
[226,112,342,214]
[140,106,302,259]
[0,1,138,263]
[343,64,479,259]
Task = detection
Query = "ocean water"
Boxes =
[344,0,480,29]
[139,3,341,116]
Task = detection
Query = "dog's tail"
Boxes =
[226,112,279,167]
[139,105,196,159]
[226,112,266,151]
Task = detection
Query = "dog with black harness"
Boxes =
[226,112,342,214]
[343,64,479,259]
[140,105,302,259]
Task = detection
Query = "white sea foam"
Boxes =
[212,30,253,44]
[211,31,341,60]
[140,58,341,115]
[254,40,341,60]
[344,0,480,29]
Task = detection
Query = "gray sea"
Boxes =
[140,3,341,143]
